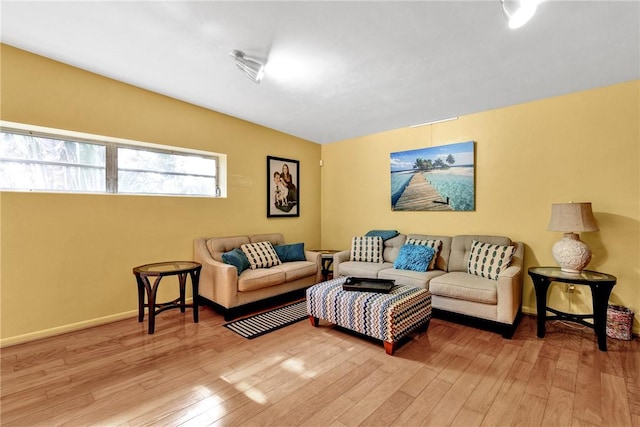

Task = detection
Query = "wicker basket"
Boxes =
[606,304,634,340]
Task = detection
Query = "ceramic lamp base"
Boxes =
[551,232,592,273]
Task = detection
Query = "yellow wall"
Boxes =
[2,44,638,344]
[0,45,322,345]
[321,80,640,334]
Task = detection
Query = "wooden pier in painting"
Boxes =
[393,173,453,211]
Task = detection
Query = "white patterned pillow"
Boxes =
[241,241,282,269]
[406,238,442,270]
[467,240,514,280]
[350,236,383,263]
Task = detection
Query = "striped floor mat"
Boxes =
[223,300,307,339]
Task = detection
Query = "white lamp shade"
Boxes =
[547,202,599,232]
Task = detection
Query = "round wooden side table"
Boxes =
[133,261,202,334]
[311,250,339,281]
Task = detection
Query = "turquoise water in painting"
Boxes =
[424,168,474,211]
[390,172,413,205]
[391,167,474,210]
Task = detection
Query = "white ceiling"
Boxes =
[1,1,638,144]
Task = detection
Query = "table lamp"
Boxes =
[547,202,599,273]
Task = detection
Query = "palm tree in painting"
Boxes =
[433,158,446,169]
[446,154,455,166]
[414,158,435,171]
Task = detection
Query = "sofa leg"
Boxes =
[502,310,522,339]
[309,315,319,327]
[501,328,515,339]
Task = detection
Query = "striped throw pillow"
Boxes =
[350,236,383,263]
[241,241,282,269]
[406,238,442,270]
[467,240,514,280]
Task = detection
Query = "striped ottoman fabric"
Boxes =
[306,277,432,355]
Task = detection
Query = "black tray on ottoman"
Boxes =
[342,277,395,293]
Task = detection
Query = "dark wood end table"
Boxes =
[133,261,202,334]
[527,266,616,351]
[311,250,339,281]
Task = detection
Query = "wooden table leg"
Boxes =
[146,276,162,334]
[591,283,614,351]
[135,275,145,322]
[532,276,551,338]
[178,273,187,313]
[190,268,200,323]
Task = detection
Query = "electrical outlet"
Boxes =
[565,284,575,293]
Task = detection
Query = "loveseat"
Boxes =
[194,233,322,320]
[333,233,524,337]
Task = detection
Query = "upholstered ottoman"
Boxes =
[306,277,432,355]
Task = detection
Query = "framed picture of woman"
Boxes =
[267,156,299,218]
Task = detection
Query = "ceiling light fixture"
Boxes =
[410,117,458,128]
[230,50,265,84]
[500,0,543,29]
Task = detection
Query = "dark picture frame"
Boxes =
[267,156,299,217]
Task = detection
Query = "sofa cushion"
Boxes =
[350,236,384,263]
[206,235,251,262]
[467,240,515,280]
[221,248,251,275]
[241,241,282,269]
[429,272,498,304]
[405,238,442,270]
[339,261,394,279]
[250,233,285,245]
[393,244,435,272]
[383,234,407,263]
[238,269,286,292]
[378,268,446,289]
[274,242,306,262]
[275,261,318,282]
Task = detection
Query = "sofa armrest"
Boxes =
[194,238,239,309]
[305,250,323,282]
[495,242,524,324]
[332,250,351,278]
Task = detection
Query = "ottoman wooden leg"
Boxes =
[418,319,431,332]
[384,341,396,355]
[309,315,319,327]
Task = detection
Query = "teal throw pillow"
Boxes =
[222,248,251,274]
[274,242,306,262]
[393,244,435,272]
[365,230,399,241]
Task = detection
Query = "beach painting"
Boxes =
[390,141,475,211]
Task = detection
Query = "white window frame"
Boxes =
[1,121,226,197]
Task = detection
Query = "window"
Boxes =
[0,122,222,197]
[1,131,106,192]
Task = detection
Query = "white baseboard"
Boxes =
[1,310,137,347]
[1,298,194,347]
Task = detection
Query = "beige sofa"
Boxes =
[194,233,322,320]
[333,234,524,337]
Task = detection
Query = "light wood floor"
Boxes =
[1,305,638,427]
